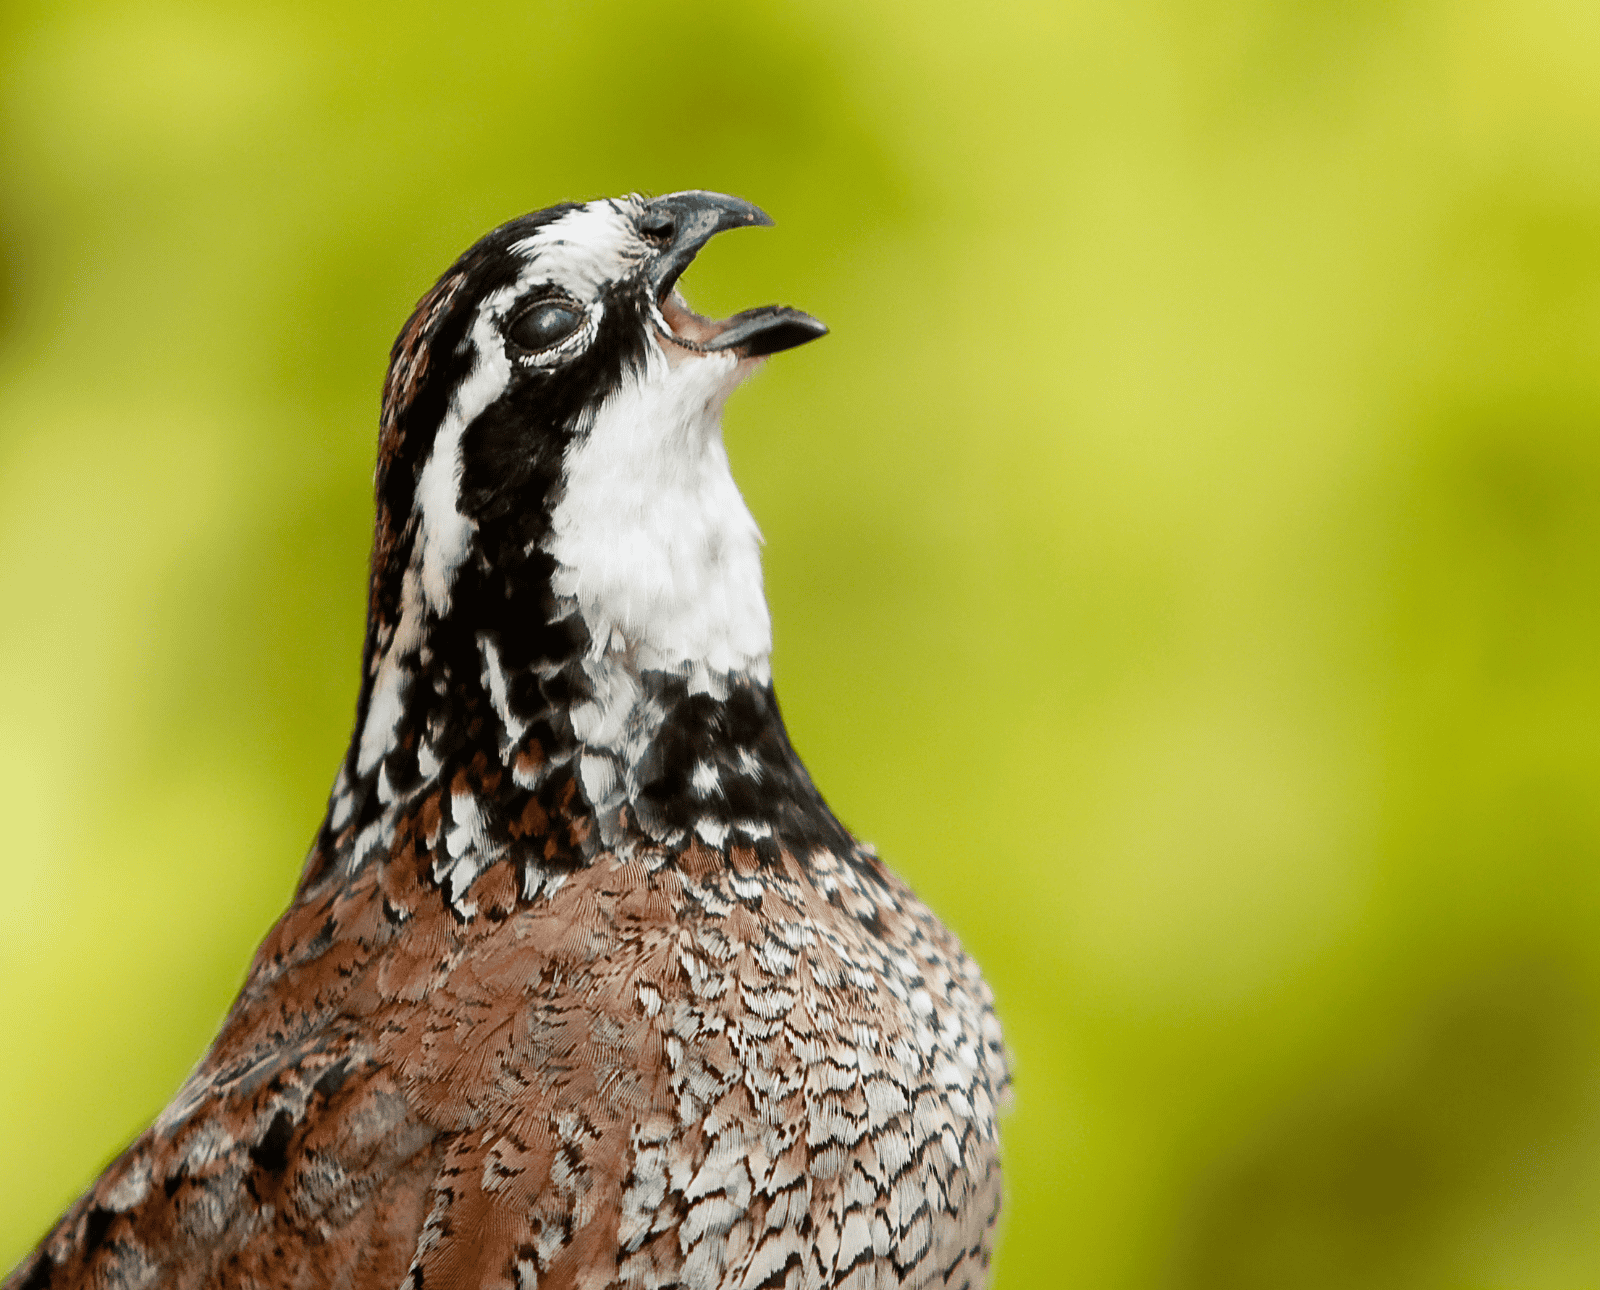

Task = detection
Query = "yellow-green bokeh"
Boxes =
[4,1,1600,1285]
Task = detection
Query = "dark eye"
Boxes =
[508,300,584,350]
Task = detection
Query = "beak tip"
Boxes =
[705,306,828,358]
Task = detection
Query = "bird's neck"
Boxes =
[300,458,849,911]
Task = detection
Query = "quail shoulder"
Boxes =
[7,192,1009,1290]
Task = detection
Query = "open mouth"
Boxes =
[643,190,829,359]
[659,291,829,358]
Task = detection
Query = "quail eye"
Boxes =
[508,300,584,350]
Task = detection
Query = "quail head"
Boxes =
[8,191,1009,1290]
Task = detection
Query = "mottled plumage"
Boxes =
[7,192,1008,1290]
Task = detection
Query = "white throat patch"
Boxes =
[545,343,772,683]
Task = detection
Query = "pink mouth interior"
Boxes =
[659,291,730,348]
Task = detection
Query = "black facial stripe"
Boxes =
[375,205,584,549]
[458,286,653,532]
[357,205,583,719]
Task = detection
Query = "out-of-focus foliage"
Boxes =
[3,0,1599,1284]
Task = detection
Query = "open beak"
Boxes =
[641,190,828,358]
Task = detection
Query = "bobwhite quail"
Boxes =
[6,192,1009,1290]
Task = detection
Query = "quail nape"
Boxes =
[7,192,1009,1290]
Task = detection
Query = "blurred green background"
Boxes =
[3,0,1599,1285]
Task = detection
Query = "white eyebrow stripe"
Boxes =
[509,199,645,297]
